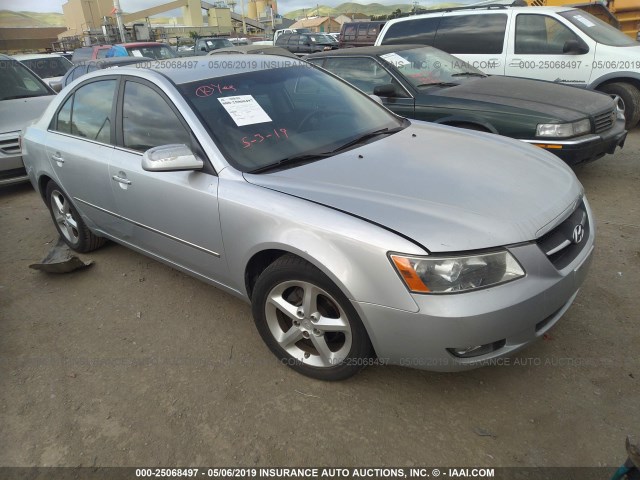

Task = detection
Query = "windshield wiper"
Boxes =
[451,72,487,77]
[330,126,405,153]
[414,82,459,88]
[248,126,404,174]
[248,152,333,174]
[2,94,44,100]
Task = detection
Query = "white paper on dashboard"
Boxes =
[218,95,272,126]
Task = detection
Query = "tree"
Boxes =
[189,31,200,40]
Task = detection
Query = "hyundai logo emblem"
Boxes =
[572,224,585,244]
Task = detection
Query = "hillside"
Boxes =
[283,2,463,19]
[0,10,65,27]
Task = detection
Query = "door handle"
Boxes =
[51,153,64,164]
[111,175,131,185]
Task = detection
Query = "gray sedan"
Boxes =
[22,56,594,380]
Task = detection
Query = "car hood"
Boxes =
[434,76,613,121]
[244,122,582,252]
[0,95,55,133]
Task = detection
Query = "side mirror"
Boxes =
[49,79,62,93]
[200,46,207,52]
[373,83,397,97]
[142,144,204,172]
[563,39,588,55]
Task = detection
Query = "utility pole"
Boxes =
[239,0,247,34]
[112,0,126,42]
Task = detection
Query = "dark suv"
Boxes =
[275,33,338,55]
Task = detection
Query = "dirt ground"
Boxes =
[1,130,638,469]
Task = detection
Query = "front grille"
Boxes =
[0,135,20,155]
[593,109,615,134]
[537,200,589,270]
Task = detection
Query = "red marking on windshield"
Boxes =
[195,84,237,97]
[242,128,288,149]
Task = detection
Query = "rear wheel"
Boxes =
[251,254,373,380]
[45,181,105,253]
[598,82,640,129]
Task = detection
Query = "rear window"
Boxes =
[381,17,440,45]
[71,47,92,63]
[20,57,72,79]
[434,14,507,54]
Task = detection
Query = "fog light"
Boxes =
[447,340,506,358]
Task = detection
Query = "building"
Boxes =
[289,16,341,33]
[334,13,371,24]
[60,0,114,38]
[0,27,67,52]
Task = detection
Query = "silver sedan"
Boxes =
[22,56,594,380]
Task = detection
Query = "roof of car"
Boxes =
[12,53,66,60]
[384,5,574,23]
[101,54,306,85]
[208,45,297,58]
[307,44,427,58]
[76,57,154,67]
[117,42,169,47]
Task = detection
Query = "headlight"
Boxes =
[390,251,525,294]
[536,119,591,138]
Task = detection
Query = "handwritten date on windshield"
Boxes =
[242,128,289,149]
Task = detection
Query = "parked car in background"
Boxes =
[307,45,627,165]
[71,45,112,63]
[339,21,386,48]
[57,57,153,90]
[193,37,234,55]
[12,53,73,92]
[23,55,593,380]
[273,28,311,44]
[208,45,297,58]
[0,54,55,186]
[106,42,176,59]
[275,32,339,55]
[375,5,640,128]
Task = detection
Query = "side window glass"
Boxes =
[54,95,73,134]
[434,14,507,54]
[368,24,379,36]
[122,81,191,152]
[358,24,368,36]
[69,79,116,143]
[381,18,440,45]
[515,14,580,54]
[344,25,356,40]
[289,34,300,45]
[323,58,396,95]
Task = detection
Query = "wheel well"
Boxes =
[38,175,53,203]
[596,77,640,92]
[244,249,290,299]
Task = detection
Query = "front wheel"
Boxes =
[598,82,640,129]
[251,255,373,380]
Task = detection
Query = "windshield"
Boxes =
[126,45,176,59]
[206,39,234,49]
[560,10,638,47]
[178,64,404,172]
[0,58,52,100]
[379,46,486,87]
[20,56,72,79]
[309,34,334,44]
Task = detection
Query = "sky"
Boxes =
[1,0,475,16]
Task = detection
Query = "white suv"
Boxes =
[376,6,640,128]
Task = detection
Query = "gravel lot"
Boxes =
[1,129,638,468]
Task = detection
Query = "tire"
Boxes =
[45,181,105,253]
[598,82,640,129]
[251,254,373,381]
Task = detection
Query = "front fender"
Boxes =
[433,115,499,134]
[218,175,423,313]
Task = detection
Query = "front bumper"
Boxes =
[0,131,29,187]
[523,118,627,166]
[354,200,595,372]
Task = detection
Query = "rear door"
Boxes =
[44,78,119,233]
[432,12,508,75]
[108,77,227,282]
